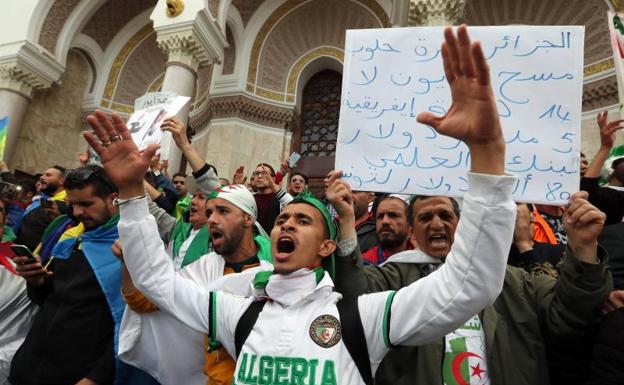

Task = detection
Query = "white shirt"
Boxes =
[118,172,516,385]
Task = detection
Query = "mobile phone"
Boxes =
[288,152,302,168]
[11,244,37,264]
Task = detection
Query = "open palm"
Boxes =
[417,26,502,147]
[84,110,159,190]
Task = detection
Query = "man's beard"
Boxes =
[214,227,245,256]
[378,229,407,250]
[41,182,59,196]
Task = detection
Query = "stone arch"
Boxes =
[245,0,389,103]
[288,48,343,106]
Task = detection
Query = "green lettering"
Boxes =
[245,354,259,384]
[238,353,249,382]
[273,356,290,385]
[290,357,308,385]
[308,359,319,385]
[320,360,337,385]
[259,356,274,385]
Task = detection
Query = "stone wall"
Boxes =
[190,119,292,182]
[12,50,90,174]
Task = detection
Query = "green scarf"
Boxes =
[171,221,210,268]
[2,225,16,242]
[175,194,191,220]
[289,190,338,278]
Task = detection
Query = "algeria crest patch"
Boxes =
[309,314,342,348]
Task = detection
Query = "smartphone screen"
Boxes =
[10,244,37,264]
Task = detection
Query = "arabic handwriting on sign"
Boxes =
[353,66,378,86]
[505,154,577,175]
[412,76,445,95]
[366,101,408,119]
[367,123,395,139]
[486,35,521,60]
[539,104,571,122]
[390,73,412,86]
[413,45,441,62]
[551,132,574,154]
[514,32,572,57]
[498,71,573,105]
[350,39,401,61]
[505,130,539,144]
[546,182,571,202]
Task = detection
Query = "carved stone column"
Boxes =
[407,0,467,26]
[151,4,226,172]
[0,42,64,165]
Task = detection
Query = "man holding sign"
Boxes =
[86,26,516,385]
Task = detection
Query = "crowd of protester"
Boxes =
[0,25,623,385]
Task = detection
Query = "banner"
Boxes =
[336,26,584,204]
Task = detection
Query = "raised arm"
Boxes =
[84,110,215,333]
[585,111,624,178]
[357,25,516,360]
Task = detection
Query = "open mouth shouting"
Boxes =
[210,227,224,248]
[275,234,296,262]
[428,233,449,251]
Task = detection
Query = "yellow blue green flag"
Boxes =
[0,116,8,159]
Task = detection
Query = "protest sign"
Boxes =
[127,95,190,155]
[336,26,584,204]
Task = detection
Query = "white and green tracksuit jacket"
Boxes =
[118,172,516,385]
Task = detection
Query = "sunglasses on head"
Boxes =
[64,167,116,191]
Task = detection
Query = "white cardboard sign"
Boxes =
[126,95,190,156]
[336,26,584,204]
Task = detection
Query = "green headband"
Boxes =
[289,189,338,278]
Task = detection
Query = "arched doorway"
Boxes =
[292,70,342,197]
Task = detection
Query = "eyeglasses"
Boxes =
[252,171,270,177]
[64,167,116,191]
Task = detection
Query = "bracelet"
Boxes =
[113,194,146,206]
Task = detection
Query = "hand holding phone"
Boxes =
[11,244,51,287]
[288,152,302,168]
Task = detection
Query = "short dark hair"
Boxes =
[376,195,409,218]
[256,163,275,176]
[408,195,460,225]
[63,165,117,199]
[172,172,187,180]
[290,172,308,184]
[52,165,66,175]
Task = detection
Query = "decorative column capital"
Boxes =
[407,0,467,26]
[0,41,64,98]
[154,8,225,71]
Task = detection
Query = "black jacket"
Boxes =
[10,247,115,385]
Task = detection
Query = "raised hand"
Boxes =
[513,203,534,253]
[325,170,354,221]
[232,165,247,185]
[85,109,159,198]
[160,116,191,151]
[78,150,90,165]
[563,191,606,263]
[596,110,624,150]
[417,25,504,175]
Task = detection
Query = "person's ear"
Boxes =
[243,213,254,228]
[318,239,336,258]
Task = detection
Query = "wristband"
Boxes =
[113,195,146,206]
